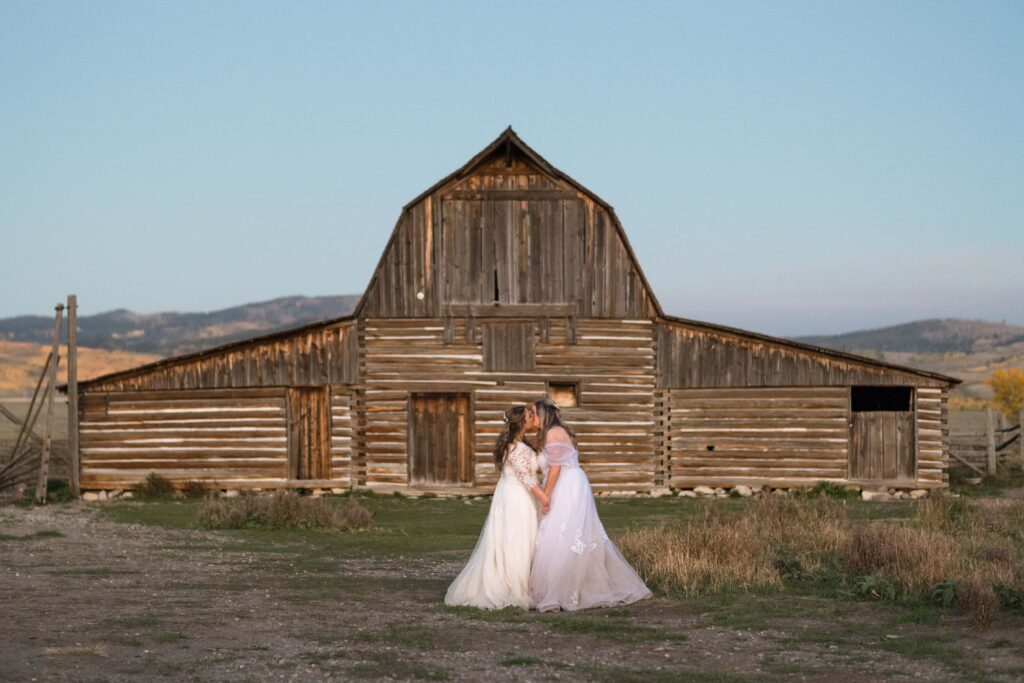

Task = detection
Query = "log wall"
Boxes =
[668,387,851,489]
[357,317,659,492]
[80,389,289,489]
[667,386,948,489]
[80,387,355,490]
[916,386,948,487]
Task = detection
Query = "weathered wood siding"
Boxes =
[330,390,354,488]
[80,389,290,489]
[916,386,947,487]
[668,387,851,488]
[359,153,655,319]
[83,322,359,392]
[657,322,946,389]
[357,317,658,492]
[667,386,949,489]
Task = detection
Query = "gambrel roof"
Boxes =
[71,128,959,389]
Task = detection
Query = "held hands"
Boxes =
[539,492,551,515]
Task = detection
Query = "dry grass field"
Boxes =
[2,490,1023,682]
[0,340,161,394]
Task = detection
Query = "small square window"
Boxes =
[547,381,579,408]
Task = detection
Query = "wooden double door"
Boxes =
[287,387,331,480]
[408,393,473,485]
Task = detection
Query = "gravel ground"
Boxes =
[2,502,1024,682]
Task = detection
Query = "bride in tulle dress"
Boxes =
[444,406,551,609]
[527,398,652,612]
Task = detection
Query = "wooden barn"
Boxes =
[70,128,959,494]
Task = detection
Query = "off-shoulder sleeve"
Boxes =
[507,444,536,487]
[542,441,577,466]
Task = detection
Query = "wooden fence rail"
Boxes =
[949,407,1023,476]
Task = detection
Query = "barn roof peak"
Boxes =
[402,127,610,212]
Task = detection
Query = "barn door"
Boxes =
[287,387,331,480]
[408,393,473,485]
[849,387,915,482]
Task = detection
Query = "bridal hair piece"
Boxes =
[533,397,577,448]
[493,406,528,472]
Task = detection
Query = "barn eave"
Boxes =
[660,314,961,386]
[63,313,357,393]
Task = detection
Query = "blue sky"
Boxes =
[2,1,1022,336]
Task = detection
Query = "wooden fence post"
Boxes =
[67,295,80,498]
[36,304,64,503]
[986,406,997,476]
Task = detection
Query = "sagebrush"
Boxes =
[617,493,1024,626]
[199,492,374,531]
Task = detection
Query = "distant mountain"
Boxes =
[795,319,1024,355]
[0,295,360,357]
[795,319,1024,397]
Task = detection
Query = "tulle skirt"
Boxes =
[529,467,652,612]
[444,474,539,609]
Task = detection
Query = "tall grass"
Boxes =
[617,493,1024,626]
[199,492,374,531]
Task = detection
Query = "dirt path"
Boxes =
[2,503,1023,682]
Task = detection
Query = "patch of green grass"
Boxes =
[0,529,64,541]
[47,567,138,578]
[499,655,541,667]
[581,665,752,683]
[348,653,449,680]
[99,499,202,529]
[153,631,185,644]
[538,613,687,643]
[352,623,448,650]
[436,605,528,622]
[951,469,1024,497]
[877,632,983,678]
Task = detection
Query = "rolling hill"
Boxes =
[0,295,360,357]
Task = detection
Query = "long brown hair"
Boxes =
[533,398,576,449]
[493,406,528,471]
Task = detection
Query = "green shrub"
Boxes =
[797,481,860,500]
[180,479,211,499]
[132,472,176,500]
[847,575,897,601]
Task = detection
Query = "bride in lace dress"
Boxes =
[527,398,652,612]
[444,406,551,609]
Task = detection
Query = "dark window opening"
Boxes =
[493,269,500,302]
[851,386,912,412]
[547,381,579,408]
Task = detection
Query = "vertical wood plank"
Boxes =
[36,304,64,503]
[66,295,80,498]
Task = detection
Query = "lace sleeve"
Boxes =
[507,444,536,487]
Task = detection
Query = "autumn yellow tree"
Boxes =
[986,368,1024,421]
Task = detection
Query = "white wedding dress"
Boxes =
[444,441,539,609]
[529,441,652,611]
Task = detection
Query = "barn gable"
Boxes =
[357,128,660,319]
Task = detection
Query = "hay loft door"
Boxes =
[849,386,916,482]
[287,387,331,480]
[408,393,473,485]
